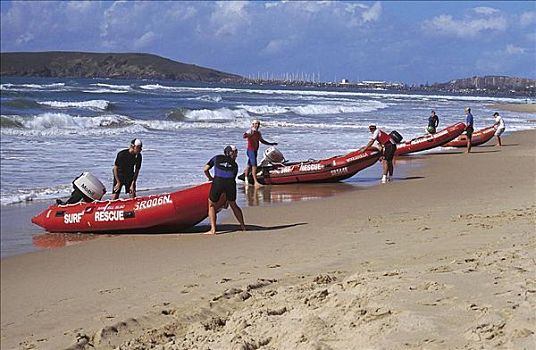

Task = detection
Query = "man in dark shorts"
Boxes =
[464,107,474,153]
[203,145,246,235]
[112,138,143,200]
[360,124,397,183]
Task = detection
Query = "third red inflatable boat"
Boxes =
[395,122,466,155]
[442,125,496,147]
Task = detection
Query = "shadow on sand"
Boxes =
[201,222,308,235]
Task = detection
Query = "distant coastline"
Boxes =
[1,51,535,97]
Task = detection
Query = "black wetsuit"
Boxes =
[207,154,238,202]
[113,149,142,194]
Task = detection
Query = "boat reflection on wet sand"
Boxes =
[240,182,359,207]
[32,232,100,249]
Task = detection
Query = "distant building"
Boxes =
[340,79,350,85]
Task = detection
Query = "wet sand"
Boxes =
[1,130,535,349]
[488,102,536,114]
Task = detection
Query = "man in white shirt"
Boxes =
[493,112,505,146]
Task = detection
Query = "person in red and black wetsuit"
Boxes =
[360,124,397,183]
[203,145,246,235]
[243,119,277,188]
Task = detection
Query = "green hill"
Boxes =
[0,51,242,82]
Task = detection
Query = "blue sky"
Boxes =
[1,1,535,84]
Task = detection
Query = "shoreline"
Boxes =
[488,102,536,114]
[1,158,415,258]
[1,130,535,349]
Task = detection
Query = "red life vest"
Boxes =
[377,130,392,145]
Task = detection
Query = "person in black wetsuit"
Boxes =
[203,145,246,235]
[427,110,440,134]
[112,139,143,200]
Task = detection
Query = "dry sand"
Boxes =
[1,130,535,350]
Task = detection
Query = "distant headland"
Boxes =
[1,51,534,96]
[0,51,242,82]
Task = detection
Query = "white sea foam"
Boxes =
[184,107,250,121]
[1,82,67,92]
[38,99,111,110]
[92,83,132,90]
[0,185,71,206]
[82,88,129,94]
[138,83,529,104]
[0,113,147,136]
[1,83,65,89]
[192,95,223,102]
[238,101,387,115]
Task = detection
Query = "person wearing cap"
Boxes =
[427,110,440,134]
[203,145,246,235]
[111,139,143,200]
[359,124,397,184]
[243,119,278,188]
[492,112,505,146]
[464,107,474,153]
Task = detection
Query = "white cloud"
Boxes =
[423,9,508,38]
[362,2,382,23]
[65,1,93,14]
[210,1,250,37]
[505,44,525,55]
[473,7,499,16]
[520,11,536,27]
[261,39,286,55]
[134,31,157,49]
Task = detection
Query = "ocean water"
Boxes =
[1,77,534,257]
[2,76,533,207]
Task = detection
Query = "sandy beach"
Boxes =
[1,129,535,349]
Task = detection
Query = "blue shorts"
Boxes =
[247,149,258,167]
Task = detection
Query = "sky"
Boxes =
[1,1,535,84]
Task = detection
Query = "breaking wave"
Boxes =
[0,82,66,91]
[38,99,112,110]
[238,101,387,115]
[2,99,42,109]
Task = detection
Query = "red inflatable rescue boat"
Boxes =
[442,125,496,147]
[395,122,466,155]
[31,182,223,233]
[239,147,381,185]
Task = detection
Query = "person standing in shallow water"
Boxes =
[112,138,143,200]
[427,110,440,134]
[203,145,246,235]
[243,119,278,188]
[464,107,474,153]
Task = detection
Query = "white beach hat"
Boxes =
[131,138,143,146]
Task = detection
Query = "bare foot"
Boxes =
[203,230,217,235]
[254,183,263,188]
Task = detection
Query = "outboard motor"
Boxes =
[389,130,404,144]
[259,146,286,167]
[57,172,106,205]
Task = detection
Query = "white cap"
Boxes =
[131,138,143,147]
[224,144,237,155]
